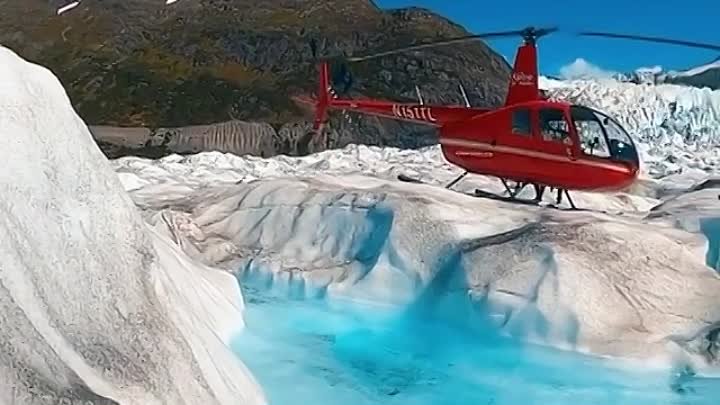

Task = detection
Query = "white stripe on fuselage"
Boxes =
[440,138,631,173]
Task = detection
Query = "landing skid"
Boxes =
[397,174,425,184]
[471,188,548,207]
[396,173,581,211]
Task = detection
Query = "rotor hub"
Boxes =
[521,26,556,44]
[521,27,538,44]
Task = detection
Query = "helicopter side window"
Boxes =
[539,108,570,142]
[511,108,531,136]
[570,106,611,158]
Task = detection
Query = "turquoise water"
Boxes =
[231,281,718,405]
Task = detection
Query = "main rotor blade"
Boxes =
[347,27,556,63]
[579,32,720,52]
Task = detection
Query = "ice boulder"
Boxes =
[0,45,265,405]
[645,179,720,272]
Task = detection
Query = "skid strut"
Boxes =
[445,171,468,189]
[500,179,527,198]
[500,180,546,202]
[398,172,580,210]
[555,188,577,210]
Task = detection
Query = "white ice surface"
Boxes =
[112,141,720,369]
[0,45,265,405]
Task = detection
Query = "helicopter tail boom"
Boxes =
[293,61,490,131]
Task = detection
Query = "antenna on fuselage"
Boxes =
[415,85,425,105]
[459,83,471,107]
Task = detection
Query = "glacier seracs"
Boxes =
[0,45,266,405]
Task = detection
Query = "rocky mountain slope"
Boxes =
[0,0,512,156]
[617,57,720,90]
[665,58,720,90]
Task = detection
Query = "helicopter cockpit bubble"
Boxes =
[570,105,639,167]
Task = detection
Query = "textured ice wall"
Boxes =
[0,45,265,405]
[117,158,720,368]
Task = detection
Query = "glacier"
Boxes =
[113,146,720,364]
[112,142,720,403]
[0,45,266,405]
[108,75,720,403]
[4,32,720,404]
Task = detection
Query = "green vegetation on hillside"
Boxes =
[1,0,511,130]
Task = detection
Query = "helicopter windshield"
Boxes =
[570,106,639,166]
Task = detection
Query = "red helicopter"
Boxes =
[294,27,720,209]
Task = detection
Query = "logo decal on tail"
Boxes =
[511,72,534,86]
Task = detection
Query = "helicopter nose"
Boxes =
[629,159,641,178]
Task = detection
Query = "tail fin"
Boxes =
[312,61,332,131]
[504,42,540,105]
[291,61,344,137]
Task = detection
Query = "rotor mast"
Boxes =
[504,27,551,105]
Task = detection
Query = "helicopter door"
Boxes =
[502,107,534,149]
[511,108,532,137]
[536,108,576,159]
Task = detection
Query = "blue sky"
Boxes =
[375,0,720,76]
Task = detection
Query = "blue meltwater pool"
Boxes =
[230,279,718,405]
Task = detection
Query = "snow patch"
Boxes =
[57,1,80,15]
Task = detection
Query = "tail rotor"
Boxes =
[293,37,359,153]
[306,59,355,137]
